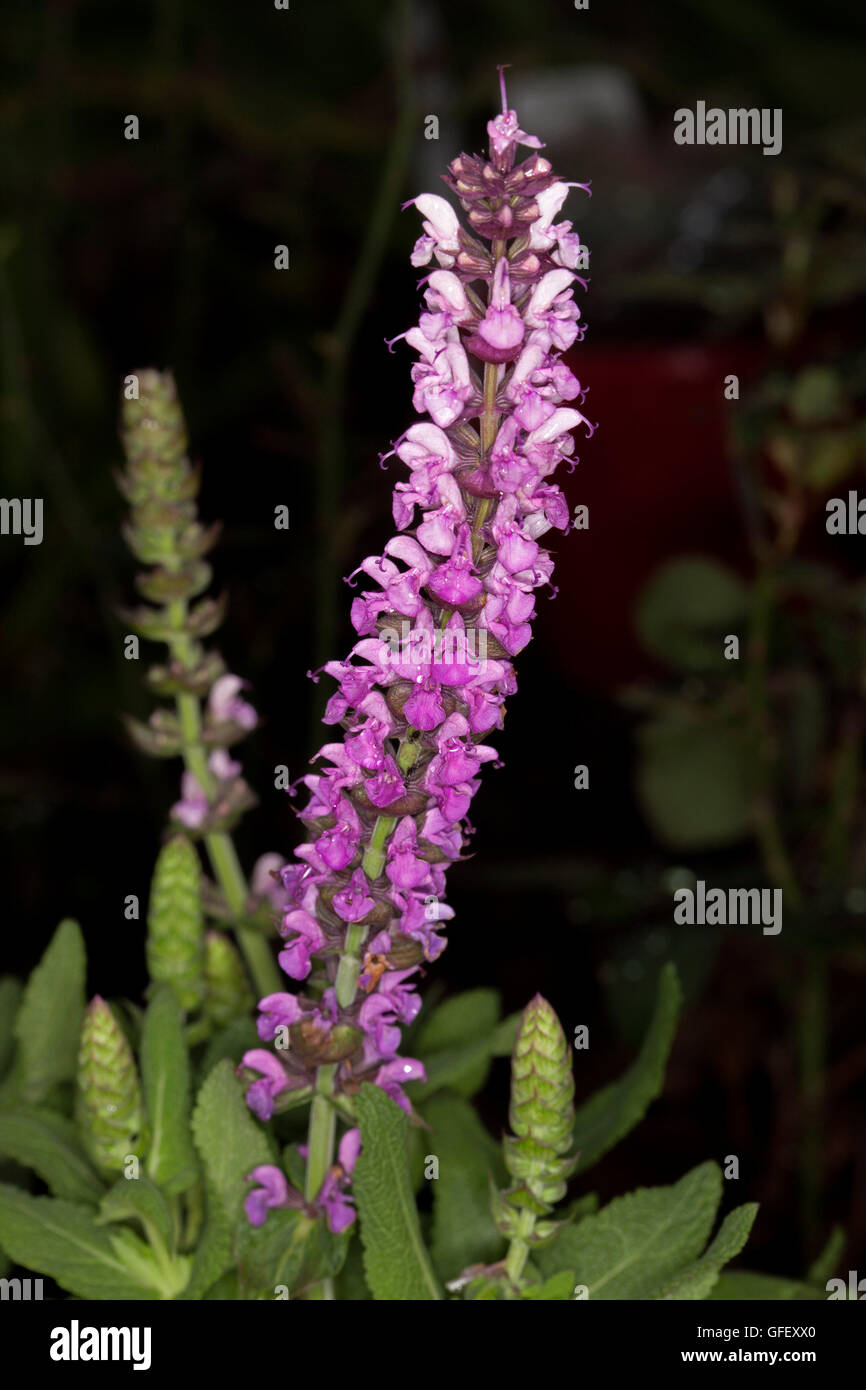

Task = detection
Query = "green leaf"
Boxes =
[236,1207,309,1297]
[0,978,22,1080]
[426,1092,506,1284]
[572,963,682,1171]
[414,989,501,1052]
[11,920,86,1104]
[200,1017,260,1079]
[648,1203,758,1299]
[636,713,752,850]
[141,988,198,1195]
[536,1162,722,1300]
[190,1059,272,1232]
[413,989,502,1098]
[353,1083,442,1301]
[0,1183,158,1300]
[522,1269,577,1300]
[636,557,748,672]
[413,1012,520,1102]
[806,1224,846,1285]
[97,1175,175,1254]
[709,1270,825,1301]
[0,1108,104,1203]
[202,1270,238,1299]
[295,1217,350,1294]
[179,1181,232,1300]
[335,1235,373,1300]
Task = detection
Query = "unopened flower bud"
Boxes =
[146,836,206,1011]
[75,997,145,1175]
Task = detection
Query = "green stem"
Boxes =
[302,1066,338,1301]
[504,1211,534,1287]
[205,830,281,996]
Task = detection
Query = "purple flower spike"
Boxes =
[245,73,593,1131]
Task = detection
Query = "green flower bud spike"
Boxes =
[76,997,146,1176]
[203,930,254,1028]
[147,836,206,1011]
[495,994,579,1289]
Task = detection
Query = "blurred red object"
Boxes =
[539,340,766,692]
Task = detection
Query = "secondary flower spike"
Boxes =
[243,73,595,1146]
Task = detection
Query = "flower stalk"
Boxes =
[118,371,281,999]
[239,72,594,1254]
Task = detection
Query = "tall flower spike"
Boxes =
[246,77,594,1220]
[118,371,257,834]
[118,371,281,1000]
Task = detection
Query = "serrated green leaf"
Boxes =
[12,921,86,1104]
[0,1108,104,1203]
[709,1270,825,1300]
[353,1083,442,1301]
[236,1207,310,1297]
[97,1175,175,1254]
[648,1203,758,1299]
[572,963,682,1170]
[522,1269,577,1300]
[0,978,22,1080]
[190,1059,272,1232]
[179,1181,232,1300]
[426,1092,505,1284]
[0,1183,158,1299]
[141,988,198,1195]
[536,1162,722,1299]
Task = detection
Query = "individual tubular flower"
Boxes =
[75,996,146,1176]
[245,71,594,1155]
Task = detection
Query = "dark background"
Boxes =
[3,0,866,1283]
